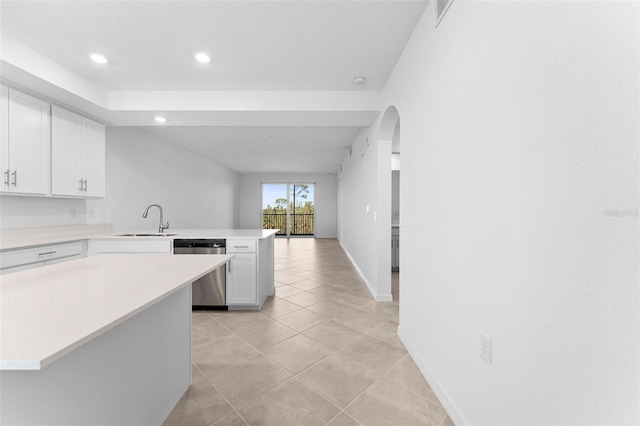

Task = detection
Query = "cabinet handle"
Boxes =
[3,169,9,186]
[38,251,57,256]
[228,261,232,273]
[234,246,249,249]
[83,179,88,192]
[79,179,84,191]
[11,170,17,186]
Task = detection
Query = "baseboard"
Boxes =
[339,241,380,301]
[397,325,469,426]
[376,293,393,302]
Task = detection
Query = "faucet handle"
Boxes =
[163,221,170,230]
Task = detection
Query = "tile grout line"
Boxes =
[203,311,341,419]
[328,351,412,424]
[205,298,377,422]
[190,362,246,426]
[185,241,439,425]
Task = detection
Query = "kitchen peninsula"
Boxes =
[0,226,279,310]
[0,253,233,425]
[89,228,279,309]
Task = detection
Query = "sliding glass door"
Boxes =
[262,183,315,237]
[262,183,288,236]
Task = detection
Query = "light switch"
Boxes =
[366,205,371,213]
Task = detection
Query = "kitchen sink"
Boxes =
[115,233,179,237]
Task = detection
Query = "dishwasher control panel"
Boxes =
[173,239,225,249]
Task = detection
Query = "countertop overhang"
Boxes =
[0,253,233,370]
[0,227,279,251]
[96,229,280,241]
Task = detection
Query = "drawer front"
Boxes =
[226,239,256,253]
[0,241,84,270]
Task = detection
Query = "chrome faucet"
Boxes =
[142,204,169,233]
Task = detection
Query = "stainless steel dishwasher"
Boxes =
[173,239,227,310]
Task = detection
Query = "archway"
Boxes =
[377,106,400,302]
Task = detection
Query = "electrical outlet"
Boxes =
[70,208,77,218]
[480,333,492,365]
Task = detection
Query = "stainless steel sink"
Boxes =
[115,233,179,237]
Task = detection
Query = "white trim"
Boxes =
[397,325,469,426]
[339,240,392,302]
[376,293,393,302]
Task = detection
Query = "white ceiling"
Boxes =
[0,0,426,173]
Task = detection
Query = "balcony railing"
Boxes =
[262,213,314,236]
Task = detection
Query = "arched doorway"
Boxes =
[377,106,400,302]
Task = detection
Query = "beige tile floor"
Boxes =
[164,238,452,426]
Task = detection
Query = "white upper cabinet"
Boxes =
[51,106,105,198]
[1,87,51,195]
[80,117,105,198]
[51,106,82,195]
[0,86,8,190]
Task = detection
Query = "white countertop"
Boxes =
[95,229,280,241]
[0,253,233,370]
[0,224,113,251]
[0,226,279,251]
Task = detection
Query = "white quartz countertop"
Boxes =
[0,224,113,251]
[96,229,280,241]
[0,253,233,370]
[0,226,279,251]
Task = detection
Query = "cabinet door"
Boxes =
[0,85,9,193]
[51,106,83,196]
[8,89,50,195]
[227,253,257,305]
[92,239,171,254]
[81,117,105,198]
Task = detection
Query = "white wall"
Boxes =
[104,127,239,231]
[339,124,393,301]
[237,173,337,238]
[0,196,104,229]
[340,1,639,424]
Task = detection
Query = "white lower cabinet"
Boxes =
[0,241,84,275]
[88,239,171,255]
[227,253,257,306]
[227,238,258,307]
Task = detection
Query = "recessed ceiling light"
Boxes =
[90,53,108,64]
[353,76,367,86]
[195,52,211,63]
[154,116,167,123]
